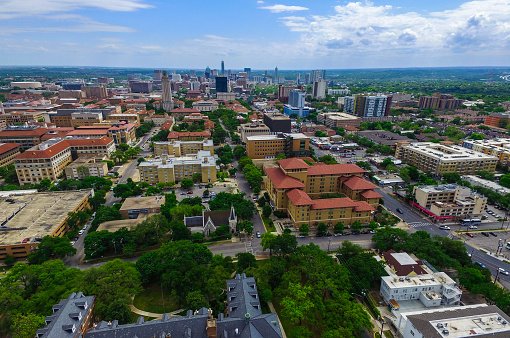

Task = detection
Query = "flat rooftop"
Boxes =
[0,190,91,246]
[247,133,308,141]
[96,214,148,232]
[382,272,455,289]
[403,142,499,161]
[119,196,165,212]
[139,152,217,168]
[417,184,458,194]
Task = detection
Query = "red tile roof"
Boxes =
[286,189,313,206]
[361,190,383,199]
[278,158,310,170]
[382,249,427,276]
[41,130,73,140]
[0,143,21,155]
[167,131,211,139]
[15,140,70,159]
[0,128,49,137]
[343,176,377,191]
[307,163,366,176]
[353,201,376,212]
[343,125,359,131]
[65,137,114,146]
[171,108,201,113]
[311,197,357,210]
[68,129,109,136]
[265,167,305,189]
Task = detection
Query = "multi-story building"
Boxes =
[395,141,498,176]
[65,137,116,159]
[107,122,137,145]
[277,85,303,103]
[380,250,462,309]
[138,151,217,184]
[0,190,91,260]
[265,158,379,227]
[263,112,291,133]
[153,139,214,157]
[49,108,112,127]
[418,93,463,110]
[192,100,219,112]
[357,130,410,150]
[215,76,228,93]
[246,133,310,159]
[119,196,165,219]
[64,156,109,179]
[182,113,214,130]
[238,123,271,143]
[217,92,236,101]
[327,89,350,96]
[1,111,44,125]
[70,112,104,126]
[0,126,49,150]
[83,84,108,99]
[0,143,21,167]
[299,123,335,136]
[283,105,310,118]
[461,138,510,165]
[129,80,152,93]
[167,130,211,141]
[14,140,73,185]
[105,113,140,124]
[317,112,361,128]
[161,70,174,111]
[463,175,510,195]
[344,95,392,117]
[412,184,487,219]
[312,80,326,99]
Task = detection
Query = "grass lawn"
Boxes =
[133,282,180,314]
[262,216,276,232]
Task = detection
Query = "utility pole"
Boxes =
[379,317,385,338]
[494,268,500,284]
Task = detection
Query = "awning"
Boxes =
[389,299,399,310]
[409,201,455,220]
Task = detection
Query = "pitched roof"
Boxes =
[278,158,310,170]
[353,201,376,212]
[265,167,305,189]
[171,108,201,113]
[203,209,231,227]
[311,197,357,210]
[286,189,313,206]
[65,137,114,146]
[343,176,378,191]
[361,190,383,199]
[343,125,359,131]
[0,143,21,155]
[307,163,366,176]
[67,129,109,136]
[15,140,70,159]
[0,128,49,137]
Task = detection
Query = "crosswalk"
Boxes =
[245,241,253,254]
[408,221,434,228]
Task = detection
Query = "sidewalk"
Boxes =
[130,301,184,320]
[267,301,287,338]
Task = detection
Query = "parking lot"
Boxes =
[463,230,510,257]
[174,180,238,203]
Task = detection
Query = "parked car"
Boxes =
[180,192,186,195]
[22,237,30,243]
[298,235,306,238]
[481,232,490,237]
[498,268,510,276]
[70,241,76,246]
[369,230,376,234]
[466,232,474,238]
[439,225,451,230]
[78,230,84,235]
[187,191,193,194]
[352,230,361,235]
[476,261,486,268]
[256,231,261,238]
[490,232,498,237]
[396,208,404,214]
[342,232,351,236]
[334,233,342,237]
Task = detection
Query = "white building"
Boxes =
[161,71,174,112]
[312,80,326,99]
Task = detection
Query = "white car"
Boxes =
[468,225,478,229]
[78,230,84,235]
[439,225,451,230]
[70,241,76,246]
[498,268,510,276]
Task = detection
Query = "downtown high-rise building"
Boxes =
[161,71,174,111]
[244,68,251,80]
[154,70,162,81]
[274,67,279,84]
[215,76,228,93]
[296,73,301,85]
[221,61,225,76]
[305,73,311,85]
[343,95,392,117]
[312,79,327,99]
[205,66,211,79]
[190,69,196,77]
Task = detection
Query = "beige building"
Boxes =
[238,123,270,143]
[105,113,140,124]
[153,139,214,157]
[217,92,236,101]
[246,133,310,159]
[65,156,109,179]
[0,143,21,167]
[119,196,165,218]
[0,190,91,260]
[70,112,104,126]
[1,111,44,125]
[138,151,217,185]
[15,140,72,185]
[413,184,487,219]
[395,141,498,176]
[460,138,510,166]
[192,100,219,112]
[317,112,361,128]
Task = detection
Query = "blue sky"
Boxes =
[1,0,509,70]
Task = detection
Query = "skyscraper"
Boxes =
[190,69,196,77]
[221,61,225,76]
[321,70,326,80]
[215,76,228,93]
[161,71,174,111]
[274,67,279,84]
[205,66,211,79]
[244,68,251,80]
[296,73,301,85]
[289,89,305,108]
[305,73,311,85]
[312,80,326,99]
[154,70,162,81]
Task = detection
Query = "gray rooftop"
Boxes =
[37,292,94,338]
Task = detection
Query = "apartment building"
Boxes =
[412,184,486,219]
[380,250,462,309]
[70,112,103,126]
[246,133,310,159]
[485,112,510,128]
[138,151,217,184]
[14,140,72,185]
[1,111,44,125]
[48,108,113,127]
[153,139,214,157]
[64,156,109,179]
[0,126,49,150]
[418,93,463,110]
[238,123,270,143]
[317,112,361,128]
[167,131,211,141]
[461,138,510,165]
[344,95,392,117]
[0,143,21,167]
[263,112,291,133]
[104,113,140,124]
[395,141,498,176]
[107,122,137,145]
[265,158,380,228]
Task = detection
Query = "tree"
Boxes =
[318,155,337,165]
[260,232,276,255]
[180,178,194,189]
[28,236,77,264]
[208,192,256,220]
[239,220,254,235]
[192,232,205,242]
[351,220,363,230]
[275,152,287,160]
[334,222,344,234]
[236,252,257,272]
[38,178,51,191]
[228,167,238,177]
[113,184,133,198]
[4,254,16,267]
[337,241,366,260]
[317,222,328,236]
[380,145,392,154]
[280,283,314,326]
[299,224,310,236]
[371,227,409,251]
[233,145,246,159]
[76,165,90,178]
[442,172,461,184]
[476,170,495,181]
[262,205,272,218]
[118,143,129,151]
[192,173,202,182]
[185,290,208,311]
[105,300,132,325]
[12,313,45,338]
[238,156,253,169]
[368,221,379,230]
[271,233,297,256]
[500,174,510,188]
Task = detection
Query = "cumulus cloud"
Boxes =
[278,0,510,57]
[260,4,309,13]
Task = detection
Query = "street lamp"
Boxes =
[378,316,385,338]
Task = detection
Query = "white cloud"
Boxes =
[0,0,153,19]
[278,0,510,58]
[260,4,309,13]
[257,1,264,4]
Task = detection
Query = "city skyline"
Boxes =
[1,0,510,69]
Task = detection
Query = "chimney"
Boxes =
[245,313,251,324]
[207,318,217,338]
